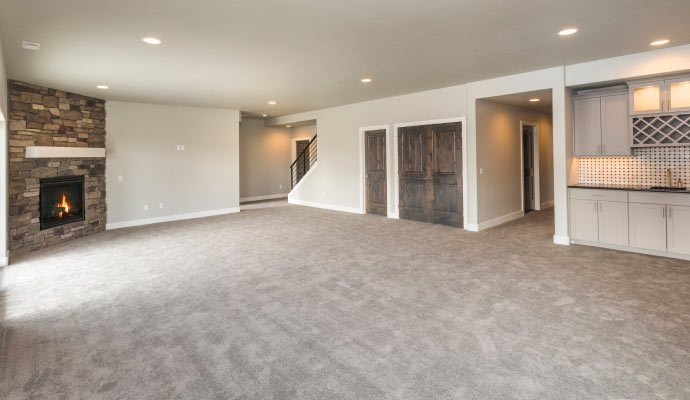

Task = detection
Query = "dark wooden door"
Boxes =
[295,140,310,181]
[523,127,535,212]
[398,122,462,227]
[365,129,387,216]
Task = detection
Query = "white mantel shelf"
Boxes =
[25,146,106,159]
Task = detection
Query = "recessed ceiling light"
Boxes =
[650,39,670,46]
[96,85,109,90]
[268,101,277,105]
[142,37,162,45]
[262,114,268,117]
[286,125,292,128]
[529,98,540,102]
[361,78,372,83]
[558,28,578,36]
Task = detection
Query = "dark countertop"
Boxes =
[568,184,690,194]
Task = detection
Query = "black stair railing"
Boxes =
[290,135,317,189]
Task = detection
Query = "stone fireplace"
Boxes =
[8,80,106,256]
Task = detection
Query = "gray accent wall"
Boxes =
[106,101,240,225]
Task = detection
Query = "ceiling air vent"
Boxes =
[21,41,40,51]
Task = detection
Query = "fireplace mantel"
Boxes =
[25,146,106,159]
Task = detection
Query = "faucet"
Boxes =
[666,169,672,187]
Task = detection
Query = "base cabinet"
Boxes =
[570,198,599,242]
[598,201,628,246]
[667,205,690,255]
[629,203,667,251]
[569,188,690,260]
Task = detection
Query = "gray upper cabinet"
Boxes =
[574,97,601,156]
[573,89,630,157]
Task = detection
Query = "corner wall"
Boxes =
[106,102,240,228]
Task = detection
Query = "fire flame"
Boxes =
[57,193,70,218]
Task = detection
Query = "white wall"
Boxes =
[239,119,292,200]
[270,85,468,214]
[106,102,240,228]
[475,100,553,224]
[0,34,8,265]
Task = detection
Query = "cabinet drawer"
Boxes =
[628,191,690,207]
[569,188,628,202]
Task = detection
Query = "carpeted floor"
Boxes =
[1,205,689,399]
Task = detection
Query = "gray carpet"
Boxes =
[1,205,689,399]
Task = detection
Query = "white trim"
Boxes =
[106,207,240,230]
[465,224,479,232]
[540,200,554,209]
[0,252,8,268]
[288,161,318,198]
[358,125,391,217]
[553,235,570,245]
[292,137,313,162]
[240,193,288,202]
[571,239,690,261]
[477,210,524,231]
[25,146,106,158]
[392,117,468,228]
[288,198,364,214]
[519,121,541,212]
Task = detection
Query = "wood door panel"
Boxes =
[401,128,425,173]
[434,127,457,173]
[365,129,387,216]
[398,122,462,227]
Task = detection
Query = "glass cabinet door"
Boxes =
[667,78,690,112]
[629,81,664,115]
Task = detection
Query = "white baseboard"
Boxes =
[240,193,288,202]
[571,239,690,261]
[288,198,364,214]
[477,210,524,231]
[288,162,318,198]
[553,235,570,245]
[0,252,8,268]
[106,207,240,230]
[540,200,554,209]
[465,224,479,232]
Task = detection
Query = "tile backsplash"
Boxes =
[578,147,690,187]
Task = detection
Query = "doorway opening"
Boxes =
[521,121,539,213]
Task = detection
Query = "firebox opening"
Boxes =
[40,175,85,230]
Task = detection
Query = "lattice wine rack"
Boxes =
[632,113,690,147]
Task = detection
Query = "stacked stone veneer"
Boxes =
[8,80,106,256]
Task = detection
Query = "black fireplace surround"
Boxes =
[39,175,85,230]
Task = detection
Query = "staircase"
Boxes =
[290,135,317,189]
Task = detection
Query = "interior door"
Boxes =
[431,123,463,226]
[398,123,462,227]
[522,126,535,212]
[365,129,387,216]
[398,126,432,222]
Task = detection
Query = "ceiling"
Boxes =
[484,89,553,113]
[1,0,689,116]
